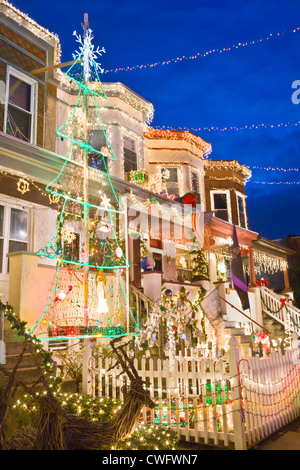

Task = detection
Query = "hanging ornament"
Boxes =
[96,223,112,240]
[55,285,73,302]
[96,270,109,314]
[17,178,30,195]
[100,146,112,158]
[141,256,155,271]
[165,289,173,297]
[115,246,123,258]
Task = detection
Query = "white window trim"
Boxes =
[210,189,232,224]
[123,132,139,175]
[236,191,248,229]
[0,202,29,277]
[4,66,38,145]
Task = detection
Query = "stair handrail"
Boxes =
[260,285,300,336]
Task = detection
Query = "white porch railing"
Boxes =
[260,286,300,339]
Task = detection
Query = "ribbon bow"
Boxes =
[280,298,287,308]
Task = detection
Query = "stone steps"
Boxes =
[0,339,76,394]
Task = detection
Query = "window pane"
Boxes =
[215,209,229,222]
[88,154,107,171]
[166,168,178,182]
[124,137,135,151]
[0,206,3,237]
[239,212,246,228]
[7,104,31,141]
[191,172,199,192]
[124,148,137,173]
[214,193,228,210]
[9,75,31,111]
[238,196,244,213]
[8,240,27,253]
[88,129,106,151]
[10,209,27,241]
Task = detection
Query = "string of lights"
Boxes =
[152,119,300,133]
[103,25,300,74]
[250,180,300,185]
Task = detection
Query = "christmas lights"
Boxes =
[153,119,300,133]
[103,25,300,74]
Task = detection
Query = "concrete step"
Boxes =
[5,341,35,356]
[225,327,246,336]
[4,352,38,370]
[0,365,44,388]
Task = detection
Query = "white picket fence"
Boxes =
[90,335,300,450]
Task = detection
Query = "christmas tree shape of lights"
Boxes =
[30,15,138,342]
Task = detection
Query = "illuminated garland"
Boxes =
[103,26,300,74]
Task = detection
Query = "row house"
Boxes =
[0,2,297,353]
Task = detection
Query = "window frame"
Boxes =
[236,191,248,229]
[210,189,232,223]
[0,203,29,276]
[162,166,180,196]
[190,169,202,205]
[123,134,138,174]
[4,66,38,145]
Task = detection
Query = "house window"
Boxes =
[87,129,108,171]
[237,194,247,229]
[211,191,231,222]
[163,167,179,197]
[9,207,28,249]
[63,232,80,263]
[124,136,137,174]
[5,67,37,144]
[191,171,201,204]
[0,205,28,274]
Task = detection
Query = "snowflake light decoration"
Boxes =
[61,225,77,244]
[72,28,106,82]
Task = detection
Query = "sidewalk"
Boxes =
[251,417,300,450]
[178,417,300,451]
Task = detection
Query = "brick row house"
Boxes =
[0,2,297,355]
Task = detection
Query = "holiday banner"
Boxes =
[200,288,225,332]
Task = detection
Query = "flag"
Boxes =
[230,224,250,311]
[191,211,214,248]
[200,288,225,332]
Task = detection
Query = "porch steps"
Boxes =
[224,321,252,344]
[262,312,286,341]
[0,340,76,393]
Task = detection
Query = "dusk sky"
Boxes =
[12,0,300,240]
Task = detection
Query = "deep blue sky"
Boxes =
[12,0,300,240]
